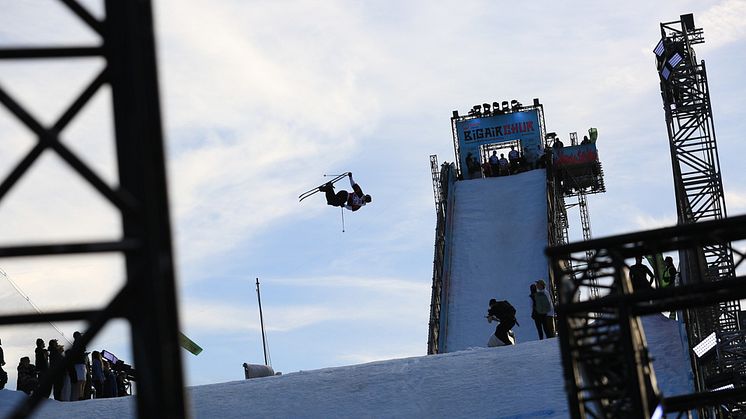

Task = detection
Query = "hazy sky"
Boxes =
[0,0,744,386]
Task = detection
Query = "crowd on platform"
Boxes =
[465,144,550,180]
[0,332,131,401]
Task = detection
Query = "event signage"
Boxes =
[455,109,542,179]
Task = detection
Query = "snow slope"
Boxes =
[0,314,691,418]
[443,170,549,350]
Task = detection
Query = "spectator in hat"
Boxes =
[535,279,556,338]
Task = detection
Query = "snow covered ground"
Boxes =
[444,170,549,349]
[0,314,691,419]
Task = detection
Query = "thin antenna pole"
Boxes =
[255,278,268,366]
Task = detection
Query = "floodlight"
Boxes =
[681,14,695,31]
[502,101,509,111]
[661,67,671,80]
[473,104,482,114]
[511,100,522,111]
[668,53,683,68]
[492,101,500,112]
[483,103,491,113]
[692,332,717,358]
[654,39,665,57]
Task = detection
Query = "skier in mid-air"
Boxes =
[319,172,372,211]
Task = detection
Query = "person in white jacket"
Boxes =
[319,172,372,212]
[535,279,556,338]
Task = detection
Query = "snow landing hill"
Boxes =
[0,315,692,418]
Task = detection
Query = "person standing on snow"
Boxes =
[319,172,372,212]
[535,279,556,338]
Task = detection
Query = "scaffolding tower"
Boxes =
[0,2,185,417]
[655,13,746,412]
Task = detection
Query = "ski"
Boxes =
[298,172,350,202]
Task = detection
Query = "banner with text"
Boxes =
[456,109,542,179]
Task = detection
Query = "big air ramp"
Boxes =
[441,170,548,351]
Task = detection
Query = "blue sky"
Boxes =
[0,0,745,387]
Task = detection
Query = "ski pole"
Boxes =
[341,207,345,233]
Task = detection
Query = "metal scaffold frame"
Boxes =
[656,13,745,415]
[0,1,185,417]
[547,215,746,418]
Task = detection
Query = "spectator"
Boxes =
[72,331,88,401]
[0,338,7,390]
[498,154,510,176]
[64,348,76,401]
[662,256,677,287]
[552,138,564,149]
[486,298,518,345]
[508,146,520,173]
[466,152,481,179]
[91,351,105,398]
[48,340,65,401]
[535,279,556,338]
[17,356,38,395]
[489,151,499,175]
[581,135,591,145]
[629,255,657,290]
[103,360,117,398]
[529,284,542,339]
[34,338,51,398]
[481,161,493,178]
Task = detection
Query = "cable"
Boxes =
[0,267,73,345]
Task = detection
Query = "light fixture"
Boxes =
[492,102,500,114]
[668,52,683,68]
[692,332,717,358]
[483,103,491,113]
[653,39,665,57]
[502,101,509,112]
[473,104,482,114]
[510,100,522,111]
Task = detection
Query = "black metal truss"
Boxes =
[428,155,445,354]
[0,1,185,418]
[657,14,744,415]
[547,214,746,418]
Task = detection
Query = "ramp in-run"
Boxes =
[441,169,549,351]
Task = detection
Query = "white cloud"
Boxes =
[633,213,678,231]
[726,189,746,212]
[699,0,746,49]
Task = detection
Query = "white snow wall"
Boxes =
[442,170,548,351]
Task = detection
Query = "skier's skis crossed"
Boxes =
[298,172,350,202]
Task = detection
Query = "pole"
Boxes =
[255,278,268,366]
[341,207,346,233]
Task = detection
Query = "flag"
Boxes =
[645,254,668,288]
[179,332,203,355]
